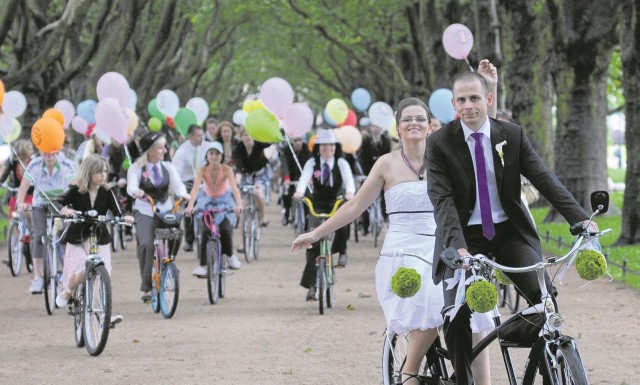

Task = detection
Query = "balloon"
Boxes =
[442,23,474,60]
[0,116,12,139]
[244,109,282,143]
[7,119,21,142]
[174,108,197,137]
[232,109,248,126]
[388,119,398,139]
[334,125,362,154]
[242,99,266,113]
[259,77,294,119]
[53,100,75,128]
[77,99,97,124]
[166,116,175,129]
[0,144,11,164]
[0,80,5,105]
[186,97,209,124]
[359,117,371,127]
[95,97,130,144]
[308,134,318,152]
[2,90,27,118]
[325,98,348,124]
[351,88,371,112]
[147,99,165,120]
[31,117,65,153]
[368,101,394,129]
[93,125,112,144]
[122,156,131,172]
[156,89,179,117]
[43,108,65,127]
[128,88,138,110]
[338,109,357,127]
[323,108,337,127]
[127,109,139,138]
[283,103,313,138]
[428,88,456,123]
[71,116,89,135]
[96,71,130,104]
[148,117,163,132]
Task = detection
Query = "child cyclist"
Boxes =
[54,155,133,325]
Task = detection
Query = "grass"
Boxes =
[531,191,640,291]
[608,168,626,183]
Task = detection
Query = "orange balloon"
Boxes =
[31,117,65,153]
[43,108,65,126]
[308,134,317,152]
[0,80,5,105]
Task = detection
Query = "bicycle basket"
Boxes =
[155,227,183,240]
[154,211,183,229]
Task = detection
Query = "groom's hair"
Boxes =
[452,71,489,95]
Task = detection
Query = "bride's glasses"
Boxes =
[400,116,429,124]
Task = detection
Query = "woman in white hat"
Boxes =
[293,128,356,301]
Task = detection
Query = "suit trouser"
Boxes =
[182,180,195,245]
[135,212,181,292]
[442,221,553,385]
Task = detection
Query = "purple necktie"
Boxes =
[471,133,495,240]
[322,162,330,186]
[152,164,163,187]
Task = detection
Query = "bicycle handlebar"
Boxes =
[379,250,432,266]
[63,211,132,227]
[302,197,344,218]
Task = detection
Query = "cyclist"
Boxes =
[293,128,355,301]
[126,132,189,303]
[16,148,78,294]
[279,135,310,226]
[0,139,35,217]
[214,120,240,167]
[185,142,243,275]
[54,155,133,325]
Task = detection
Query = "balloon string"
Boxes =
[284,133,313,195]
[465,57,475,72]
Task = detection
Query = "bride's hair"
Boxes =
[394,97,431,128]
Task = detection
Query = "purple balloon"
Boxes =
[96,72,130,105]
[259,77,294,120]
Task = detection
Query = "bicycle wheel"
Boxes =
[317,258,326,315]
[252,213,260,260]
[110,223,118,253]
[219,249,227,299]
[160,262,179,318]
[326,259,334,309]
[294,203,305,235]
[243,211,253,263]
[206,240,220,305]
[119,224,128,250]
[83,265,112,356]
[43,246,56,315]
[8,221,22,276]
[546,339,589,385]
[73,285,85,348]
[382,333,441,385]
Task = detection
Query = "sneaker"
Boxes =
[337,253,348,267]
[192,265,207,277]
[141,292,152,303]
[306,287,317,301]
[55,289,71,307]
[261,220,269,228]
[228,255,242,270]
[110,314,123,328]
[183,243,194,252]
[29,277,44,294]
[281,214,289,226]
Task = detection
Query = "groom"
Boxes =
[426,71,593,384]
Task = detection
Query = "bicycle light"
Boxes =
[548,313,565,331]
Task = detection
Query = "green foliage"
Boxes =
[607,50,625,111]
[608,167,626,184]
[391,267,421,298]
[575,249,607,280]
[466,279,497,313]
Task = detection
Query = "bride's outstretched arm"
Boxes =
[291,155,388,251]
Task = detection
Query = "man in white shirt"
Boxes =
[172,124,215,251]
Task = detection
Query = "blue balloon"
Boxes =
[77,99,97,124]
[428,89,456,124]
[323,108,337,127]
[351,88,371,112]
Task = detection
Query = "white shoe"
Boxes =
[228,255,241,270]
[192,265,207,277]
[29,277,44,294]
[56,289,71,307]
[110,314,123,327]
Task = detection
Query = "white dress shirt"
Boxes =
[127,161,187,217]
[296,157,355,196]
[171,140,216,182]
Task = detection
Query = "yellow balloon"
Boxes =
[0,79,5,105]
[8,119,21,141]
[388,119,398,139]
[242,99,266,113]
[127,109,139,137]
[326,98,348,124]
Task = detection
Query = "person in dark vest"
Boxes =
[279,135,310,225]
[127,132,190,303]
[293,129,355,301]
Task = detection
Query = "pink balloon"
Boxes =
[96,71,130,105]
[259,77,294,119]
[54,100,75,128]
[283,103,313,138]
[71,115,89,135]
[95,97,129,144]
[442,23,474,60]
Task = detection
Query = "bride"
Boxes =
[291,97,492,385]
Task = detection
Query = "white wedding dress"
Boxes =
[375,181,493,335]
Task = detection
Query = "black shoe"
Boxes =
[261,220,269,228]
[183,243,193,252]
[236,247,245,253]
[281,215,289,226]
[306,287,317,301]
[141,293,151,303]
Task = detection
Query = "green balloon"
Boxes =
[148,117,162,132]
[147,99,165,120]
[122,156,131,171]
[245,109,282,143]
[174,108,198,137]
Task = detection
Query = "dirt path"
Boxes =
[0,202,638,384]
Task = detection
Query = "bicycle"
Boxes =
[42,204,66,315]
[368,193,385,248]
[301,197,343,315]
[381,190,610,384]
[240,184,260,263]
[147,196,184,319]
[193,208,234,305]
[108,187,129,252]
[6,204,33,277]
[63,211,129,356]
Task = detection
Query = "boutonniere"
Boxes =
[495,140,507,167]
[142,171,150,179]
[313,170,322,179]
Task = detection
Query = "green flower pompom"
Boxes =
[391,267,421,298]
[466,279,498,313]
[494,269,512,286]
[575,249,607,281]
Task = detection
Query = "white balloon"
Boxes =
[128,88,138,110]
[232,110,248,126]
[156,89,180,117]
[93,125,112,144]
[71,115,89,135]
[186,97,209,124]
[54,100,76,128]
[0,144,11,164]
[368,101,394,130]
[0,116,13,138]
[2,90,27,118]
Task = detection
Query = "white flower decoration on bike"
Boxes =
[495,140,507,167]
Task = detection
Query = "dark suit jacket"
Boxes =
[57,185,123,245]
[426,118,588,284]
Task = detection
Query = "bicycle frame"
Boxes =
[240,184,260,262]
[43,205,65,315]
